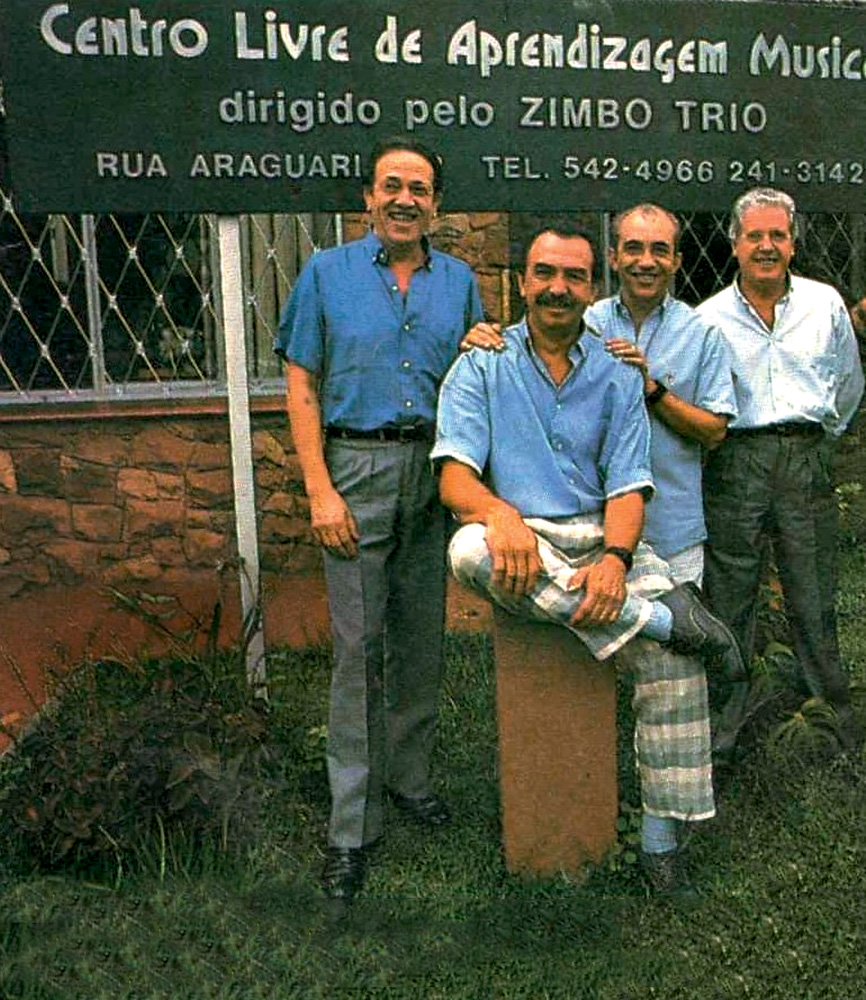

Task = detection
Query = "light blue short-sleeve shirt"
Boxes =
[585,294,737,559]
[431,321,654,518]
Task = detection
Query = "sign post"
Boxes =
[217,215,267,695]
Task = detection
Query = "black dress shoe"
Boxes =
[388,791,451,828]
[640,850,698,900]
[658,583,747,682]
[321,846,369,902]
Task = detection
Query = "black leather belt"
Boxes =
[728,421,823,438]
[325,424,434,443]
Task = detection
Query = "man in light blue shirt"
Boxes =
[586,203,737,587]
[433,222,744,893]
[698,187,865,751]
[276,137,484,907]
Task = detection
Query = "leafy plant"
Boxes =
[0,593,273,881]
[605,800,643,874]
[766,696,847,761]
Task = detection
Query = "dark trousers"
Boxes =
[703,431,850,710]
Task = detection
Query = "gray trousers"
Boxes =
[703,432,850,709]
[322,438,447,848]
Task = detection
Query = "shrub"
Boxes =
[0,598,274,881]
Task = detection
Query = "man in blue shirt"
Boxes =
[585,204,737,588]
[433,222,744,893]
[275,137,484,907]
[698,188,865,751]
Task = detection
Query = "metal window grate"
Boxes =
[0,191,340,405]
[1,187,863,407]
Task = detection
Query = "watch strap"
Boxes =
[604,546,634,572]
[644,382,669,406]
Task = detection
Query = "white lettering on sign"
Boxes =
[40,4,208,57]
[403,95,495,131]
[188,151,363,179]
[447,20,728,83]
[480,155,546,180]
[674,100,767,132]
[519,95,653,129]
[233,11,348,61]
[750,32,866,79]
[96,151,168,177]
[218,90,381,130]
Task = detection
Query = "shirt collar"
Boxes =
[613,291,671,323]
[522,318,588,363]
[733,273,792,308]
[366,231,433,270]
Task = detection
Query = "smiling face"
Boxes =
[733,204,795,295]
[518,231,596,340]
[363,149,440,256]
[609,208,681,318]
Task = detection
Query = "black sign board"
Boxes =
[2,0,865,212]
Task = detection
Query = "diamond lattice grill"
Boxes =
[1,194,863,405]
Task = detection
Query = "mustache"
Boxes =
[536,291,577,308]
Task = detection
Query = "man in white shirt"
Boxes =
[698,187,864,750]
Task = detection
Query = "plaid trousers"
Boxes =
[449,515,715,821]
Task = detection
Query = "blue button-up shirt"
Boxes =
[275,231,483,429]
[697,274,864,437]
[585,293,737,559]
[431,320,654,518]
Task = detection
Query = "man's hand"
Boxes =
[605,338,650,388]
[567,554,627,627]
[309,488,360,559]
[485,506,541,597]
[460,321,505,353]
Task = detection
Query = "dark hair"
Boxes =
[519,220,601,283]
[364,136,444,194]
[611,203,682,252]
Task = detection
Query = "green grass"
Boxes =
[1,558,866,1000]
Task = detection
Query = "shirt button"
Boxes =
[402,360,412,369]
[391,285,399,293]
[403,322,411,331]
[404,400,414,408]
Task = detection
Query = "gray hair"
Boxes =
[728,188,799,242]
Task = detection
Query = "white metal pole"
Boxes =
[217,215,267,696]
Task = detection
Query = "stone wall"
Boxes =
[0,412,317,606]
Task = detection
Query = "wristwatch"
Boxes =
[604,546,634,572]
[644,381,669,407]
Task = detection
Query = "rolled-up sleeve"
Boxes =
[431,352,490,476]
[599,369,655,501]
[274,261,323,373]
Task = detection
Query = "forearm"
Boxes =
[603,491,645,552]
[645,378,728,449]
[285,362,333,498]
[438,459,520,525]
